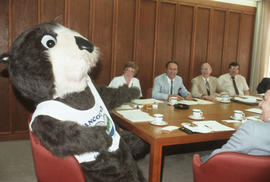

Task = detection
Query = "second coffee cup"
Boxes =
[169,97,178,105]
[192,109,203,119]
[233,110,245,119]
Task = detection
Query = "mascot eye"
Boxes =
[41,35,56,49]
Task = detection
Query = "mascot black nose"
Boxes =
[75,36,94,53]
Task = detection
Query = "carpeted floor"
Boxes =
[0,140,225,182]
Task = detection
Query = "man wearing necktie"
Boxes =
[152,60,192,100]
[218,62,250,96]
[191,63,221,101]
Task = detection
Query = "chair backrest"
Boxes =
[257,77,270,94]
[28,116,85,182]
[192,152,270,182]
[146,88,152,98]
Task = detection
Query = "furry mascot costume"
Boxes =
[0,21,147,182]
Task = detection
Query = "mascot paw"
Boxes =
[119,129,149,160]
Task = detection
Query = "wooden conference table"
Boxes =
[112,100,261,182]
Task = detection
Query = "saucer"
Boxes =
[150,120,168,126]
[230,116,244,120]
[188,115,204,120]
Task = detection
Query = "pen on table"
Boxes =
[204,124,212,130]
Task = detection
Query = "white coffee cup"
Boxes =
[169,97,178,105]
[152,103,158,109]
[221,95,230,102]
[154,114,163,122]
[135,104,143,109]
[233,110,245,119]
[192,109,203,118]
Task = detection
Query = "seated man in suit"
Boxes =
[152,60,192,100]
[191,63,221,101]
[202,89,270,162]
[218,62,249,96]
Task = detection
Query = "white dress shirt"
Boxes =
[218,73,249,96]
[108,75,142,97]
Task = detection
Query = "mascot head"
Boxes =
[0,21,99,103]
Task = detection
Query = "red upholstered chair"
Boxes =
[146,88,152,98]
[192,152,270,182]
[28,116,85,182]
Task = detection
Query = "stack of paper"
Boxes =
[195,99,214,105]
[245,108,262,114]
[131,98,163,105]
[116,109,155,122]
[115,104,133,110]
[177,100,198,105]
[182,120,235,133]
[246,116,263,122]
[222,120,241,123]
[161,126,179,132]
[242,95,263,101]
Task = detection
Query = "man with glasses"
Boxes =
[218,62,249,96]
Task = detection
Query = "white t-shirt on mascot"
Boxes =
[30,77,120,163]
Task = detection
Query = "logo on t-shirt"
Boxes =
[104,114,114,136]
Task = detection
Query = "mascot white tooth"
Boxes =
[0,21,148,182]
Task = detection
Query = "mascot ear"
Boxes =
[0,53,11,64]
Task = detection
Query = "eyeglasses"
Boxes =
[230,67,239,71]
[124,68,136,74]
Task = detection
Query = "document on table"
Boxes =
[116,109,155,122]
[177,100,198,105]
[116,104,133,110]
[242,95,263,101]
[131,98,163,105]
[182,120,235,133]
[234,96,257,103]
[194,98,214,105]
[222,120,241,123]
[245,108,262,114]
[246,116,263,122]
[161,126,179,132]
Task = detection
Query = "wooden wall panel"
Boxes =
[114,0,136,76]
[40,0,65,24]
[0,0,9,132]
[237,14,255,82]
[174,5,194,87]
[156,2,175,76]
[0,0,10,134]
[136,0,156,94]
[0,0,8,53]
[11,0,38,132]
[222,12,241,73]
[208,10,226,77]
[193,7,210,77]
[11,0,38,40]
[90,0,114,84]
[0,77,9,133]
[69,0,90,38]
